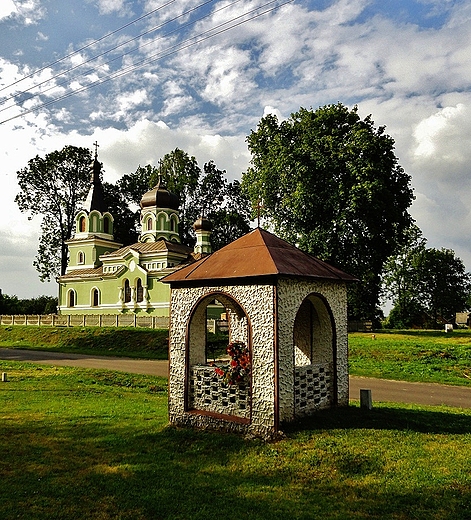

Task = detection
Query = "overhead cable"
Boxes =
[0,0,294,125]
[0,0,176,94]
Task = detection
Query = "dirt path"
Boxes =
[1,348,471,408]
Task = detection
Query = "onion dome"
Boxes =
[193,216,213,232]
[140,176,179,210]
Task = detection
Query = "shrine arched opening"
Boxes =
[292,293,337,415]
[185,292,252,423]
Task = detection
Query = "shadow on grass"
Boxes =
[2,410,471,520]
[0,409,471,520]
[284,403,471,435]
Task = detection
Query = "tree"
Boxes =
[195,161,251,250]
[242,103,415,321]
[382,225,427,327]
[117,150,201,246]
[159,148,201,245]
[15,146,93,281]
[103,182,139,246]
[383,237,471,328]
[0,293,57,314]
[116,150,250,250]
[414,248,471,325]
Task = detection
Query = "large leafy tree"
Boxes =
[15,146,92,281]
[195,161,251,250]
[384,241,471,328]
[116,149,250,250]
[382,225,427,328]
[414,248,471,325]
[116,150,201,245]
[242,103,415,321]
[159,148,201,245]
[103,182,140,246]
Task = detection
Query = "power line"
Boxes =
[0,0,294,125]
[0,0,176,94]
[0,0,240,114]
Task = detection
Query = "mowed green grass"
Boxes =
[2,326,471,386]
[0,325,170,359]
[349,329,471,386]
[1,361,471,520]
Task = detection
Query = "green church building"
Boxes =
[58,151,211,317]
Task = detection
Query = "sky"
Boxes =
[1,0,471,303]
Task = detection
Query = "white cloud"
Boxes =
[95,0,132,16]
[0,0,16,20]
[9,0,45,25]
[412,103,471,185]
[3,0,471,298]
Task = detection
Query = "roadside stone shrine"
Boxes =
[162,228,357,439]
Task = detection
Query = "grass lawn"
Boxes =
[2,326,471,387]
[349,329,471,386]
[1,360,471,519]
[0,325,170,359]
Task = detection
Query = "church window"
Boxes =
[124,279,131,303]
[136,279,144,303]
[104,216,110,234]
[170,218,176,232]
[68,290,75,308]
[78,251,85,264]
[147,218,153,231]
[79,216,86,232]
[92,288,99,307]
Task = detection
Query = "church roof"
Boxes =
[59,266,108,281]
[102,240,192,259]
[161,228,357,285]
[140,176,179,210]
[82,155,107,213]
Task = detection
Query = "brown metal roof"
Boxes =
[161,228,357,285]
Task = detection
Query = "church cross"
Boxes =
[255,199,264,227]
[93,141,99,158]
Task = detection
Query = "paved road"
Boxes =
[1,348,471,408]
[0,348,169,377]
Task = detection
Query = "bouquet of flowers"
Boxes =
[214,341,251,386]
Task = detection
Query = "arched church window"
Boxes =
[68,291,75,308]
[92,288,99,307]
[124,279,131,303]
[104,216,110,234]
[78,251,85,264]
[136,279,143,303]
[79,216,86,232]
[170,218,176,232]
[147,218,153,231]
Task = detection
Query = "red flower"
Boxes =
[214,342,251,385]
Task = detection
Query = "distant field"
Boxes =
[349,329,471,386]
[1,361,470,520]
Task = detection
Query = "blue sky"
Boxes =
[1,0,471,302]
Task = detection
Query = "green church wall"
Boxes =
[58,156,196,319]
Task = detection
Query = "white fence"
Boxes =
[0,314,170,329]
